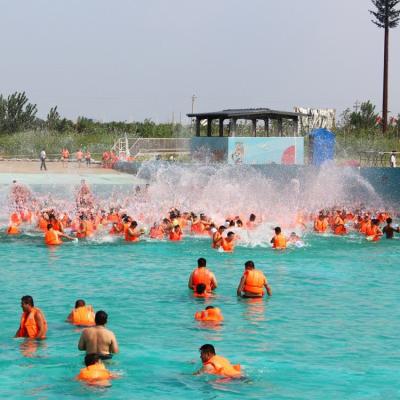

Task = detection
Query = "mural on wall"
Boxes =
[228,137,304,165]
[190,137,304,165]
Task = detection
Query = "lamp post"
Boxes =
[191,94,197,134]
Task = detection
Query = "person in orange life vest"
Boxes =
[76,149,84,168]
[237,260,272,298]
[76,214,89,238]
[109,221,123,235]
[382,217,400,239]
[359,215,371,234]
[195,344,241,378]
[270,226,287,249]
[10,211,22,225]
[67,299,95,326]
[169,224,183,241]
[365,218,383,241]
[85,150,91,167]
[191,215,206,235]
[76,353,115,386]
[333,210,347,235]
[212,226,226,249]
[78,310,119,359]
[125,220,144,242]
[149,222,165,239]
[49,213,64,233]
[195,306,223,322]
[221,231,236,252]
[15,295,47,339]
[314,213,328,233]
[45,223,75,245]
[193,283,213,298]
[188,258,218,292]
[61,147,70,167]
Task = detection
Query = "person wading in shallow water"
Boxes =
[78,310,119,360]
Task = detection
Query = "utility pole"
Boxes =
[191,94,197,134]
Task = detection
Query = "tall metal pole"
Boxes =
[191,94,197,134]
[382,0,389,133]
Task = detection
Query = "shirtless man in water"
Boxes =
[78,310,119,359]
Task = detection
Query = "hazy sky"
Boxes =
[1,0,399,123]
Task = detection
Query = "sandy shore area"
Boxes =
[0,160,118,174]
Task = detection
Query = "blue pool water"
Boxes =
[0,232,399,399]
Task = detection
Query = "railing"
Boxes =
[358,151,399,167]
[111,136,191,159]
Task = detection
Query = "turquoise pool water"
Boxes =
[0,232,399,399]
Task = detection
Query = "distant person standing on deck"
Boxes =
[85,150,91,167]
[40,149,47,171]
[76,149,84,168]
[390,151,396,168]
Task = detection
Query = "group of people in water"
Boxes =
[7,180,399,386]
[15,255,271,384]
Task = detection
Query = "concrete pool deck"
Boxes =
[0,160,147,185]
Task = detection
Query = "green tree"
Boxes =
[46,106,60,130]
[349,101,379,129]
[0,91,37,133]
[370,0,400,133]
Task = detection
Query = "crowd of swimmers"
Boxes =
[15,256,272,385]
[6,181,400,387]
[5,181,399,246]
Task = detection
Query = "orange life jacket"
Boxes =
[273,234,287,249]
[86,220,94,236]
[21,210,32,223]
[192,268,213,292]
[17,307,47,339]
[77,363,111,381]
[38,217,49,231]
[204,355,241,378]
[195,307,223,322]
[222,238,234,252]
[314,218,328,233]
[359,220,370,234]
[51,220,62,232]
[125,228,139,242]
[10,212,21,225]
[45,229,62,245]
[366,225,381,241]
[150,226,164,239]
[7,225,20,235]
[169,230,182,241]
[243,269,265,295]
[191,221,205,234]
[107,214,119,223]
[70,306,95,326]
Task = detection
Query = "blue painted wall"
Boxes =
[190,137,304,165]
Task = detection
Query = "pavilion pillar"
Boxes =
[278,118,283,136]
[195,118,201,136]
[251,119,257,136]
[207,119,212,137]
[264,118,269,137]
[219,119,224,137]
[229,118,237,137]
[294,118,299,136]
